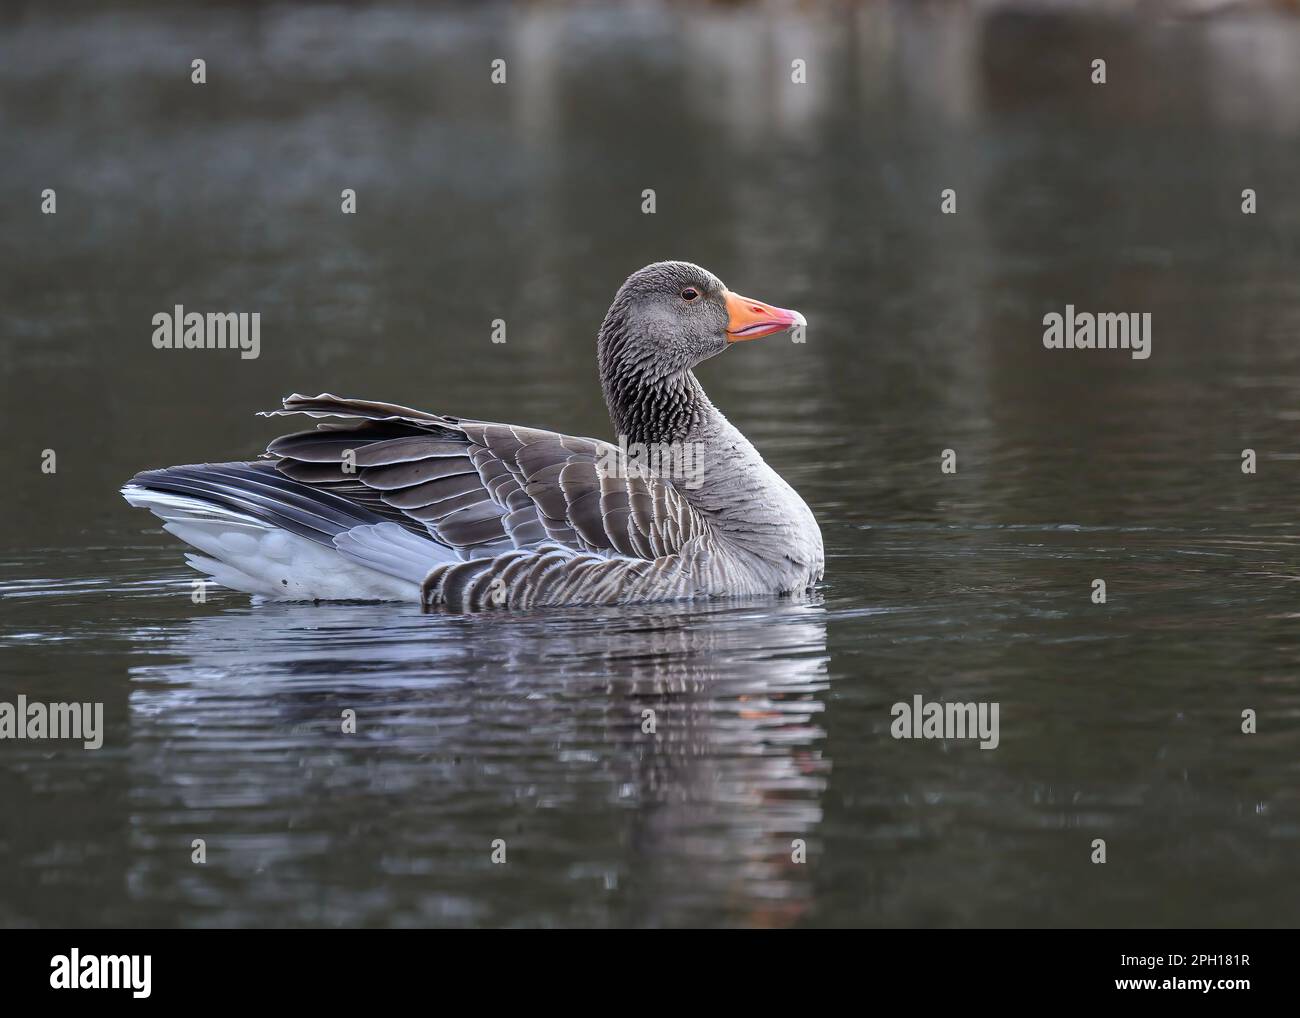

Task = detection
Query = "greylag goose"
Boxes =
[122,261,824,610]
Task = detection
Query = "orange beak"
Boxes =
[724,289,807,342]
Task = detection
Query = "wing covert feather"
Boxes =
[261,393,709,565]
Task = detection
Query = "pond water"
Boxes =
[2,1,1299,926]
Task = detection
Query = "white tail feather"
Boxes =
[121,485,445,601]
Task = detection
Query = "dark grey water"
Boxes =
[3,1,1300,927]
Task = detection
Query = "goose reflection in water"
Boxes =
[125,599,831,927]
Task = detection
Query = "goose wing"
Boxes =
[261,393,707,567]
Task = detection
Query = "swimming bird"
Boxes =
[122,261,823,610]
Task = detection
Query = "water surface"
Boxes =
[2,1,1300,927]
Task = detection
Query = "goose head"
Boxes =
[597,260,805,444]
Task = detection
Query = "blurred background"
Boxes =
[2,0,1300,927]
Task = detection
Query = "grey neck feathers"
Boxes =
[598,316,709,447]
[598,312,810,564]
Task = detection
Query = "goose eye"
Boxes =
[681,287,700,302]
